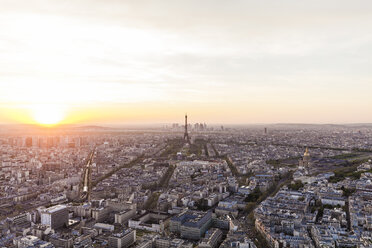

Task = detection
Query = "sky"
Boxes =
[0,0,372,125]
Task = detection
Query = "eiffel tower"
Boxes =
[184,114,190,143]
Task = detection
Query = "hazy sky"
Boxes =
[1,0,372,125]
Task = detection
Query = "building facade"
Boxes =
[40,205,68,230]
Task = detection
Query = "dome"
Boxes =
[304,147,310,156]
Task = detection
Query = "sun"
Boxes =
[31,105,65,126]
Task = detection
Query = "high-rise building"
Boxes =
[40,205,68,230]
[32,137,39,147]
[47,137,54,148]
[25,137,33,147]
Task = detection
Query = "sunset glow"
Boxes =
[2,1,372,245]
[31,105,65,126]
[0,0,372,125]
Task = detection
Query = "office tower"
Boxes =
[40,205,68,229]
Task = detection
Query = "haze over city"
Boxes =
[2,1,372,248]
[1,0,372,126]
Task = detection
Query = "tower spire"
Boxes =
[184,113,190,143]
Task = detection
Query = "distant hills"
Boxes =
[0,123,372,135]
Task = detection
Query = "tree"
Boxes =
[288,180,304,191]
[244,187,262,202]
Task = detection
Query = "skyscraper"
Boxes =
[40,205,68,229]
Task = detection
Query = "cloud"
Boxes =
[0,0,372,123]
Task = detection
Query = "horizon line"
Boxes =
[1,122,372,127]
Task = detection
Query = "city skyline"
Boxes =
[1,0,372,125]
[1,2,372,245]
